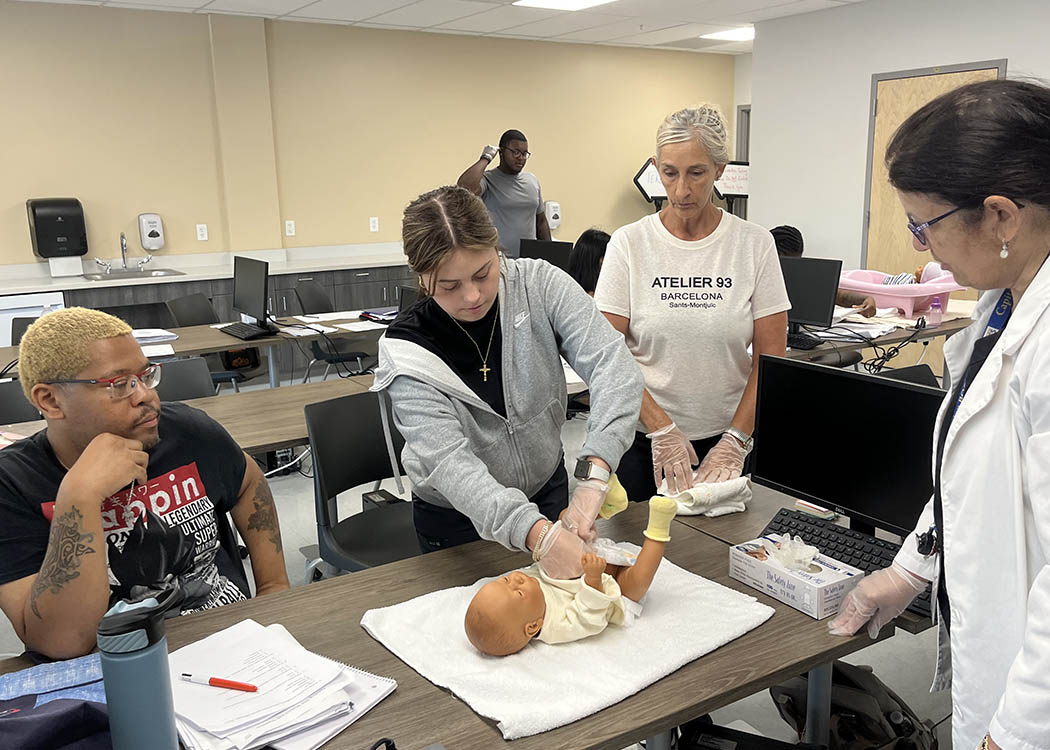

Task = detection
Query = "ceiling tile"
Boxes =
[367,0,495,27]
[203,0,314,15]
[18,0,102,5]
[102,0,204,6]
[710,0,842,23]
[435,4,557,32]
[556,17,678,41]
[106,2,197,8]
[613,21,726,45]
[354,20,425,29]
[496,10,619,37]
[287,0,417,21]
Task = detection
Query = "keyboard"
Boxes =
[786,331,822,350]
[220,322,272,341]
[761,508,933,618]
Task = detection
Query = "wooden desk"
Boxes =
[675,484,932,635]
[0,505,889,749]
[789,316,971,362]
[1,375,374,455]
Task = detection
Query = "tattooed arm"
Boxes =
[0,434,148,659]
[231,454,290,596]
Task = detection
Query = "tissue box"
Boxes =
[728,534,865,619]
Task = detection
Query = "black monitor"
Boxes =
[233,256,270,326]
[519,239,573,272]
[752,355,944,537]
[779,256,842,332]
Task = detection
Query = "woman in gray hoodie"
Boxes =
[371,186,643,579]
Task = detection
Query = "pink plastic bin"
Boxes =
[838,264,965,317]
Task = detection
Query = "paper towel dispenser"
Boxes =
[27,198,88,258]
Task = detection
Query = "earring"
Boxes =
[1001,239,1010,259]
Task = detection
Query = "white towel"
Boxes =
[360,549,773,739]
[658,475,753,517]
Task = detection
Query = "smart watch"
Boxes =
[574,458,610,483]
[724,427,754,451]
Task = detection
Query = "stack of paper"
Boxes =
[170,619,395,750]
[278,324,338,337]
[810,320,899,341]
[133,328,179,343]
[294,311,363,323]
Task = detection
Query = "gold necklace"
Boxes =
[449,304,500,382]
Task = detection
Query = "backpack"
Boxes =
[769,661,938,749]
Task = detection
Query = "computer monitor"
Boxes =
[398,284,419,313]
[233,256,270,326]
[519,239,573,272]
[752,355,945,537]
[779,256,842,332]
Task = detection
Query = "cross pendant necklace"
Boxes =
[450,302,500,383]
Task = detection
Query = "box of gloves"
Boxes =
[728,533,865,619]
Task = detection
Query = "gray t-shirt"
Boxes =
[480,169,543,257]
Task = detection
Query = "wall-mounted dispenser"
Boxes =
[138,213,165,251]
[27,198,89,277]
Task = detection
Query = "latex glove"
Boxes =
[828,563,928,638]
[561,479,608,544]
[648,422,699,496]
[480,144,498,162]
[695,433,748,484]
[535,521,587,579]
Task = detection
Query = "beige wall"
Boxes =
[0,0,735,266]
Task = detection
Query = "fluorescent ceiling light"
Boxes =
[513,0,620,11]
[700,26,755,42]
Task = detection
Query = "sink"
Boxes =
[83,268,186,281]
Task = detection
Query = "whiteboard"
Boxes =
[633,160,667,201]
[714,161,749,198]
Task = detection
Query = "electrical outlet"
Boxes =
[369,216,379,232]
[196,224,208,241]
[285,220,296,237]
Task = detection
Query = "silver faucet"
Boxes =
[120,232,128,270]
[137,254,153,271]
[95,258,112,274]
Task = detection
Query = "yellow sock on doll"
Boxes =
[598,473,629,519]
[643,495,678,542]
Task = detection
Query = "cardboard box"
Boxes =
[728,534,865,619]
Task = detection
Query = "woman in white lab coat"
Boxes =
[829,79,1050,750]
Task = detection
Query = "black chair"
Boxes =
[155,357,216,401]
[294,280,373,382]
[11,317,35,346]
[809,349,863,369]
[164,294,265,392]
[303,391,419,579]
[0,379,40,424]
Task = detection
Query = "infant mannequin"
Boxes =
[464,496,678,655]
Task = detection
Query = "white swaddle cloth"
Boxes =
[658,475,753,516]
[361,547,773,739]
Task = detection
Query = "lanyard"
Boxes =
[954,289,1013,413]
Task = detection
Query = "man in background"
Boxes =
[458,129,551,257]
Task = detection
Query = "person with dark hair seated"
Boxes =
[771,224,877,317]
[568,228,610,295]
[457,129,551,257]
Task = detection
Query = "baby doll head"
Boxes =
[464,570,546,656]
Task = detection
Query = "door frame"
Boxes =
[860,59,1007,267]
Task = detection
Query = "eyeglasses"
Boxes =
[906,206,964,246]
[46,363,162,400]
[502,148,531,159]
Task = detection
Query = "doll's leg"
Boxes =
[615,496,677,602]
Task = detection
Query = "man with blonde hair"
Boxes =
[0,308,289,659]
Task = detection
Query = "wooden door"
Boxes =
[864,65,1000,373]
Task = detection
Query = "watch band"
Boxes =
[574,458,610,484]
[725,426,753,451]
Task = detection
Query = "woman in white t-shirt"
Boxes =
[594,104,790,503]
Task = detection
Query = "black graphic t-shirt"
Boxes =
[0,402,250,613]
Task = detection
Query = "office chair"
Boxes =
[809,349,863,370]
[11,317,35,346]
[154,357,216,401]
[303,391,419,580]
[0,379,40,424]
[294,280,374,382]
[165,293,266,392]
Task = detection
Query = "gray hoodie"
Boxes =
[370,257,643,551]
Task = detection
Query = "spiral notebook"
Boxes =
[170,619,396,750]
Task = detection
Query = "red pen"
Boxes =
[180,673,257,692]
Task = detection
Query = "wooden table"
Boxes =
[0,504,888,749]
[1,375,374,455]
[0,315,384,389]
[789,315,971,362]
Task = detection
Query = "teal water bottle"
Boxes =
[97,589,181,750]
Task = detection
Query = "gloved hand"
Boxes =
[480,144,498,162]
[828,563,928,638]
[696,433,748,484]
[534,521,587,579]
[561,479,608,544]
[648,422,698,495]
